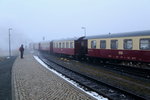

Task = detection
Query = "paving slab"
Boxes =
[12,54,95,100]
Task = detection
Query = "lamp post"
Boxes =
[8,28,12,57]
[81,27,86,36]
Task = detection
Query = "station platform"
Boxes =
[12,54,95,100]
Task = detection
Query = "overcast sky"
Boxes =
[0,0,150,51]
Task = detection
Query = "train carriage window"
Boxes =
[59,43,61,48]
[140,39,150,50]
[66,42,69,48]
[70,42,73,48]
[81,41,84,47]
[56,43,58,48]
[124,39,132,50]
[100,40,106,49]
[62,42,65,48]
[53,43,55,48]
[91,40,96,49]
[54,43,56,48]
[111,40,118,49]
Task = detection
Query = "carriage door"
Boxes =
[50,41,53,54]
[81,40,88,55]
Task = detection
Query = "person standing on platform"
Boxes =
[19,44,24,59]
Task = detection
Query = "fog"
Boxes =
[0,0,150,56]
[0,27,30,56]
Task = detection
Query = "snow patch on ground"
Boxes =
[34,56,108,100]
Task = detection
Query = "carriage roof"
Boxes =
[84,30,150,39]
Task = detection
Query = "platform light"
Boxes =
[8,28,12,57]
[81,27,86,36]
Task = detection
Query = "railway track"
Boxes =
[65,57,150,80]
[75,58,150,80]
[97,62,150,80]
[38,54,146,100]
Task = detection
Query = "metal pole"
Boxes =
[84,27,86,36]
[8,28,12,57]
[81,27,86,36]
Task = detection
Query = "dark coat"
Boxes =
[19,46,24,52]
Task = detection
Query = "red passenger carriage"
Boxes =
[84,30,150,63]
[33,30,150,67]
[53,37,86,57]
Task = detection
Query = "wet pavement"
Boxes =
[0,56,16,100]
